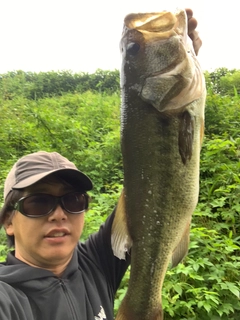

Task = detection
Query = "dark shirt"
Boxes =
[0,212,130,320]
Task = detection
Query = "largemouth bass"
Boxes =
[111,9,206,320]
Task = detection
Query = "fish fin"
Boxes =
[200,117,205,146]
[178,110,194,165]
[111,189,132,260]
[171,221,191,268]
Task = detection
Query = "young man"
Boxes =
[0,10,202,320]
[0,151,130,320]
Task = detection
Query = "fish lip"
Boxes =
[123,10,188,47]
[45,228,70,237]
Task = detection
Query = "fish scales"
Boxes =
[112,9,206,320]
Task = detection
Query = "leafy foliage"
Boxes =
[205,93,240,137]
[0,91,122,193]
[0,69,120,100]
[219,71,240,96]
[205,68,237,95]
[0,69,240,318]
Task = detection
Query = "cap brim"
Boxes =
[12,168,93,191]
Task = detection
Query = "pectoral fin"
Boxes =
[171,221,191,268]
[111,189,132,260]
[178,110,194,165]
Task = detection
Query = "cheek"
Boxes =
[6,212,41,240]
[4,212,21,237]
[71,214,85,236]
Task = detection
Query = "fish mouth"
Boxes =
[123,9,188,42]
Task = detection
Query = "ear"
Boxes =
[3,215,14,236]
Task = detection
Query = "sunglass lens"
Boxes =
[23,194,55,216]
[62,192,87,213]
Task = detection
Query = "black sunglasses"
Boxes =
[13,192,89,218]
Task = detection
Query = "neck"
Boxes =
[14,251,73,277]
[40,260,70,277]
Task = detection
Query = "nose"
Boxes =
[48,204,68,221]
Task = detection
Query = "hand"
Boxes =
[186,8,202,55]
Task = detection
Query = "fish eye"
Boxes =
[126,42,140,56]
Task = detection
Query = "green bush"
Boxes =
[162,226,240,319]
[0,69,120,100]
[205,68,237,95]
[219,71,240,96]
[0,91,122,192]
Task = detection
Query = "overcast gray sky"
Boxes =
[0,0,239,73]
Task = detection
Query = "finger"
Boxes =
[185,8,198,35]
[188,17,198,35]
[185,8,193,20]
[189,30,202,56]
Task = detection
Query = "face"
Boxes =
[5,176,85,272]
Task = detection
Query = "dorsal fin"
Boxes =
[178,110,194,165]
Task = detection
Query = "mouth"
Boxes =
[45,229,70,238]
[44,231,70,245]
[46,232,67,238]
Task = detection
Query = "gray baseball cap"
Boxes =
[4,151,93,200]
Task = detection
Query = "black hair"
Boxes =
[0,189,24,248]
